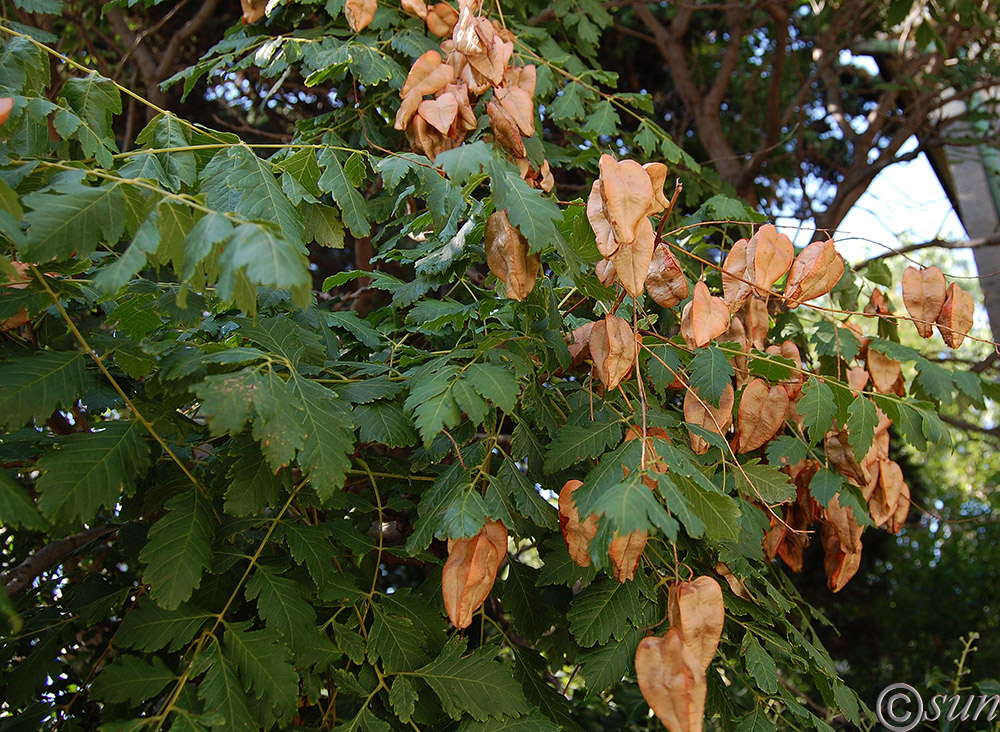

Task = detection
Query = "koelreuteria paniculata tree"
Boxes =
[0,1,988,731]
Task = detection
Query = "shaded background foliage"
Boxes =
[1,0,999,730]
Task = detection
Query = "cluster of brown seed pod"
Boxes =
[395,0,550,185]
[635,577,724,732]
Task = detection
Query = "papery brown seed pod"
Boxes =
[870,458,904,527]
[486,101,526,158]
[741,297,769,350]
[866,348,902,395]
[611,218,655,298]
[821,519,862,593]
[824,494,863,554]
[765,341,803,399]
[902,266,947,338]
[608,530,647,582]
[643,162,671,216]
[721,238,752,313]
[0,98,12,126]
[762,519,786,562]
[735,378,788,453]
[683,384,734,455]
[937,282,975,348]
[863,288,891,317]
[824,429,868,487]
[746,224,794,296]
[723,317,749,384]
[846,365,869,395]
[598,154,654,246]
[495,85,535,136]
[587,181,618,258]
[635,628,707,732]
[442,519,508,628]
[345,0,378,31]
[667,576,725,673]
[406,114,457,160]
[567,321,595,366]
[558,479,599,567]
[647,244,689,308]
[402,0,428,18]
[776,506,809,573]
[452,4,483,54]
[240,0,267,23]
[714,562,751,600]
[681,281,730,349]
[783,240,844,307]
[504,64,536,96]
[596,258,617,286]
[485,210,540,301]
[590,314,636,391]
[886,480,910,534]
[426,2,459,35]
[417,93,459,134]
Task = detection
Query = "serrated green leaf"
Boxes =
[140,488,214,610]
[914,358,954,402]
[748,351,795,381]
[90,655,176,705]
[287,372,355,500]
[355,400,417,447]
[435,141,494,184]
[734,460,796,504]
[674,476,741,542]
[135,113,196,190]
[0,470,47,530]
[244,564,323,656]
[764,434,809,467]
[21,181,125,261]
[582,472,678,539]
[222,622,299,719]
[742,634,778,693]
[36,421,151,526]
[57,72,121,167]
[500,561,556,642]
[194,368,264,436]
[279,522,336,588]
[689,347,734,407]
[568,576,658,647]
[810,468,842,508]
[370,604,429,673]
[581,99,620,136]
[318,148,371,237]
[654,473,705,539]
[846,396,878,458]
[194,641,256,732]
[810,320,859,363]
[227,146,304,243]
[117,601,212,652]
[389,677,417,724]
[735,705,777,732]
[411,637,529,721]
[798,378,837,445]
[544,420,623,473]
[304,202,346,248]
[494,458,557,529]
[218,223,311,308]
[223,440,287,516]
[578,624,645,693]
[467,362,519,413]
[250,370,307,471]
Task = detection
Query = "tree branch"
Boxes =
[852,232,1000,270]
[2,527,116,596]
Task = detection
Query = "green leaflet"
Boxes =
[567,575,659,647]
[689,346,734,407]
[35,421,151,526]
[140,488,214,610]
[90,655,176,705]
[222,621,299,720]
[410,637,530,721]
[0,350,91,429]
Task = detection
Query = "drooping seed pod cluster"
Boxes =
[635,577,724,732]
